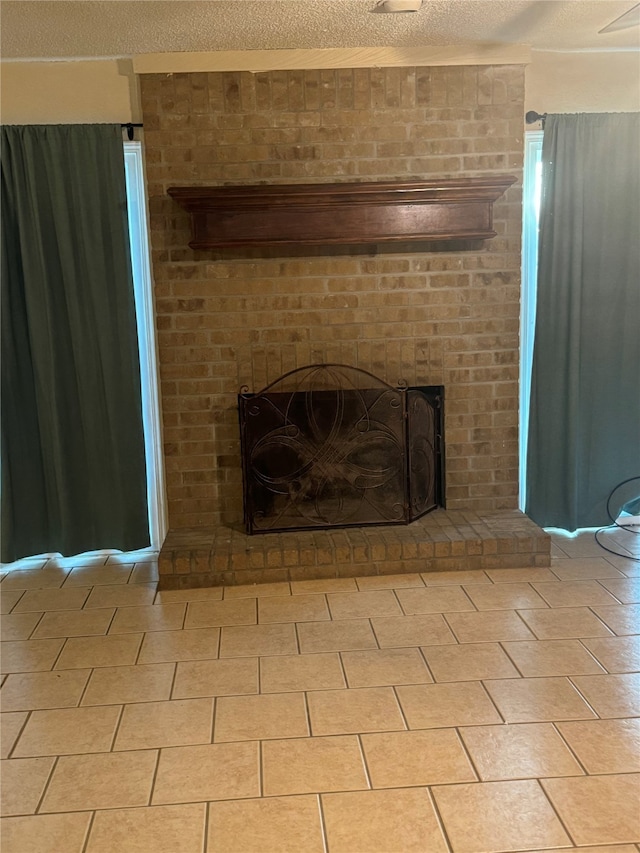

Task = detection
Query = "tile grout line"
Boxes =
[104,606,119,636]
[439,611,463,644]
[108,703,127,753]
[477,678,507,725]
[133,629,147,666]
[147,747,163,809]
[355,732,374,790]
[210,695,218,744]
[497,640,527,677]
[586,601,622,634]
[565,675,605,720]
[202,800,211,853]
[257,652,263,696]
[80,810,97,853]
[25,610,47,640]
[258,738,265,798]
[459,584,479,611]
[317,792,330,853]
[592,578,631,604]
[425,785,455,853]
[416,645,438,682]
[293,620,302,656]
[302,689,313,738]
[325,592,336,623]
[336,650,350,689]
[49,634,69,672]
[390,587,403,614]
[395,590,412,617]
[534,776,579,847]
[575,637,612,674]
[7,589,27,613]
[391,684,410,732]
[167,660,179,701]
[548,565,565,582]
[513,607,542,639]
[453,727,482,782]
[549,721,590,776]
[77,667,96,707]
[369,617,381,650]
[33,753,59,815]
[179,599,188,631]
[6,710,32,760]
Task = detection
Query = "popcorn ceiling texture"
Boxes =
[4,1,635,58]
[141,65,525,531]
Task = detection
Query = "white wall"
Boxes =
[526,50,640,113]
[0,59,141,124]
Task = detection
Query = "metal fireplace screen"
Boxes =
[238,364,444,534]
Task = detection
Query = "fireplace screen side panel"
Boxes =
[407,386,445,521]
[239,388,408,534]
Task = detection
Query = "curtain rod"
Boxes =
[525,111,547,126]
[121,123,143,140]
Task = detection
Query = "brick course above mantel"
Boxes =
[140,64,525,532]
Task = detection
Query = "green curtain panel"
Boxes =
[1,124,149,561]
[526,113,640,531]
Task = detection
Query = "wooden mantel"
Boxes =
[167,176,518,249]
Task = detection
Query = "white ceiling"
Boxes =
[1,0,639,60]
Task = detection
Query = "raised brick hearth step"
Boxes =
[158,509,550,590]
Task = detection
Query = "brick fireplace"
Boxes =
[139,63,550,588]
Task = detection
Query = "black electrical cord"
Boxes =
[594,475,640,562]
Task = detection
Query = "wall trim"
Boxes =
[133,45,531,74]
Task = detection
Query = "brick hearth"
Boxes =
[158,509,550,590]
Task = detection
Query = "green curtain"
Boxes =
[526,113,640,530]
[1,124,149,561]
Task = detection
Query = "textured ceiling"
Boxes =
[1,0,639,59]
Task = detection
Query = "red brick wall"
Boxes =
[140,65,525,529]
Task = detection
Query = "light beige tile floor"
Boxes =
[1,536,639,852]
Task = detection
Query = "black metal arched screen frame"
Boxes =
[238,364,444,534]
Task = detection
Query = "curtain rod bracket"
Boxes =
[525,111,547,127]
[121,123,143,140]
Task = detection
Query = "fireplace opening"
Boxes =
[238,364,444,534]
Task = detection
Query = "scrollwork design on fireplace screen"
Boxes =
[238,364,444,534]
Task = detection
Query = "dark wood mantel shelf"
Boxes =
[167,176,518,249]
